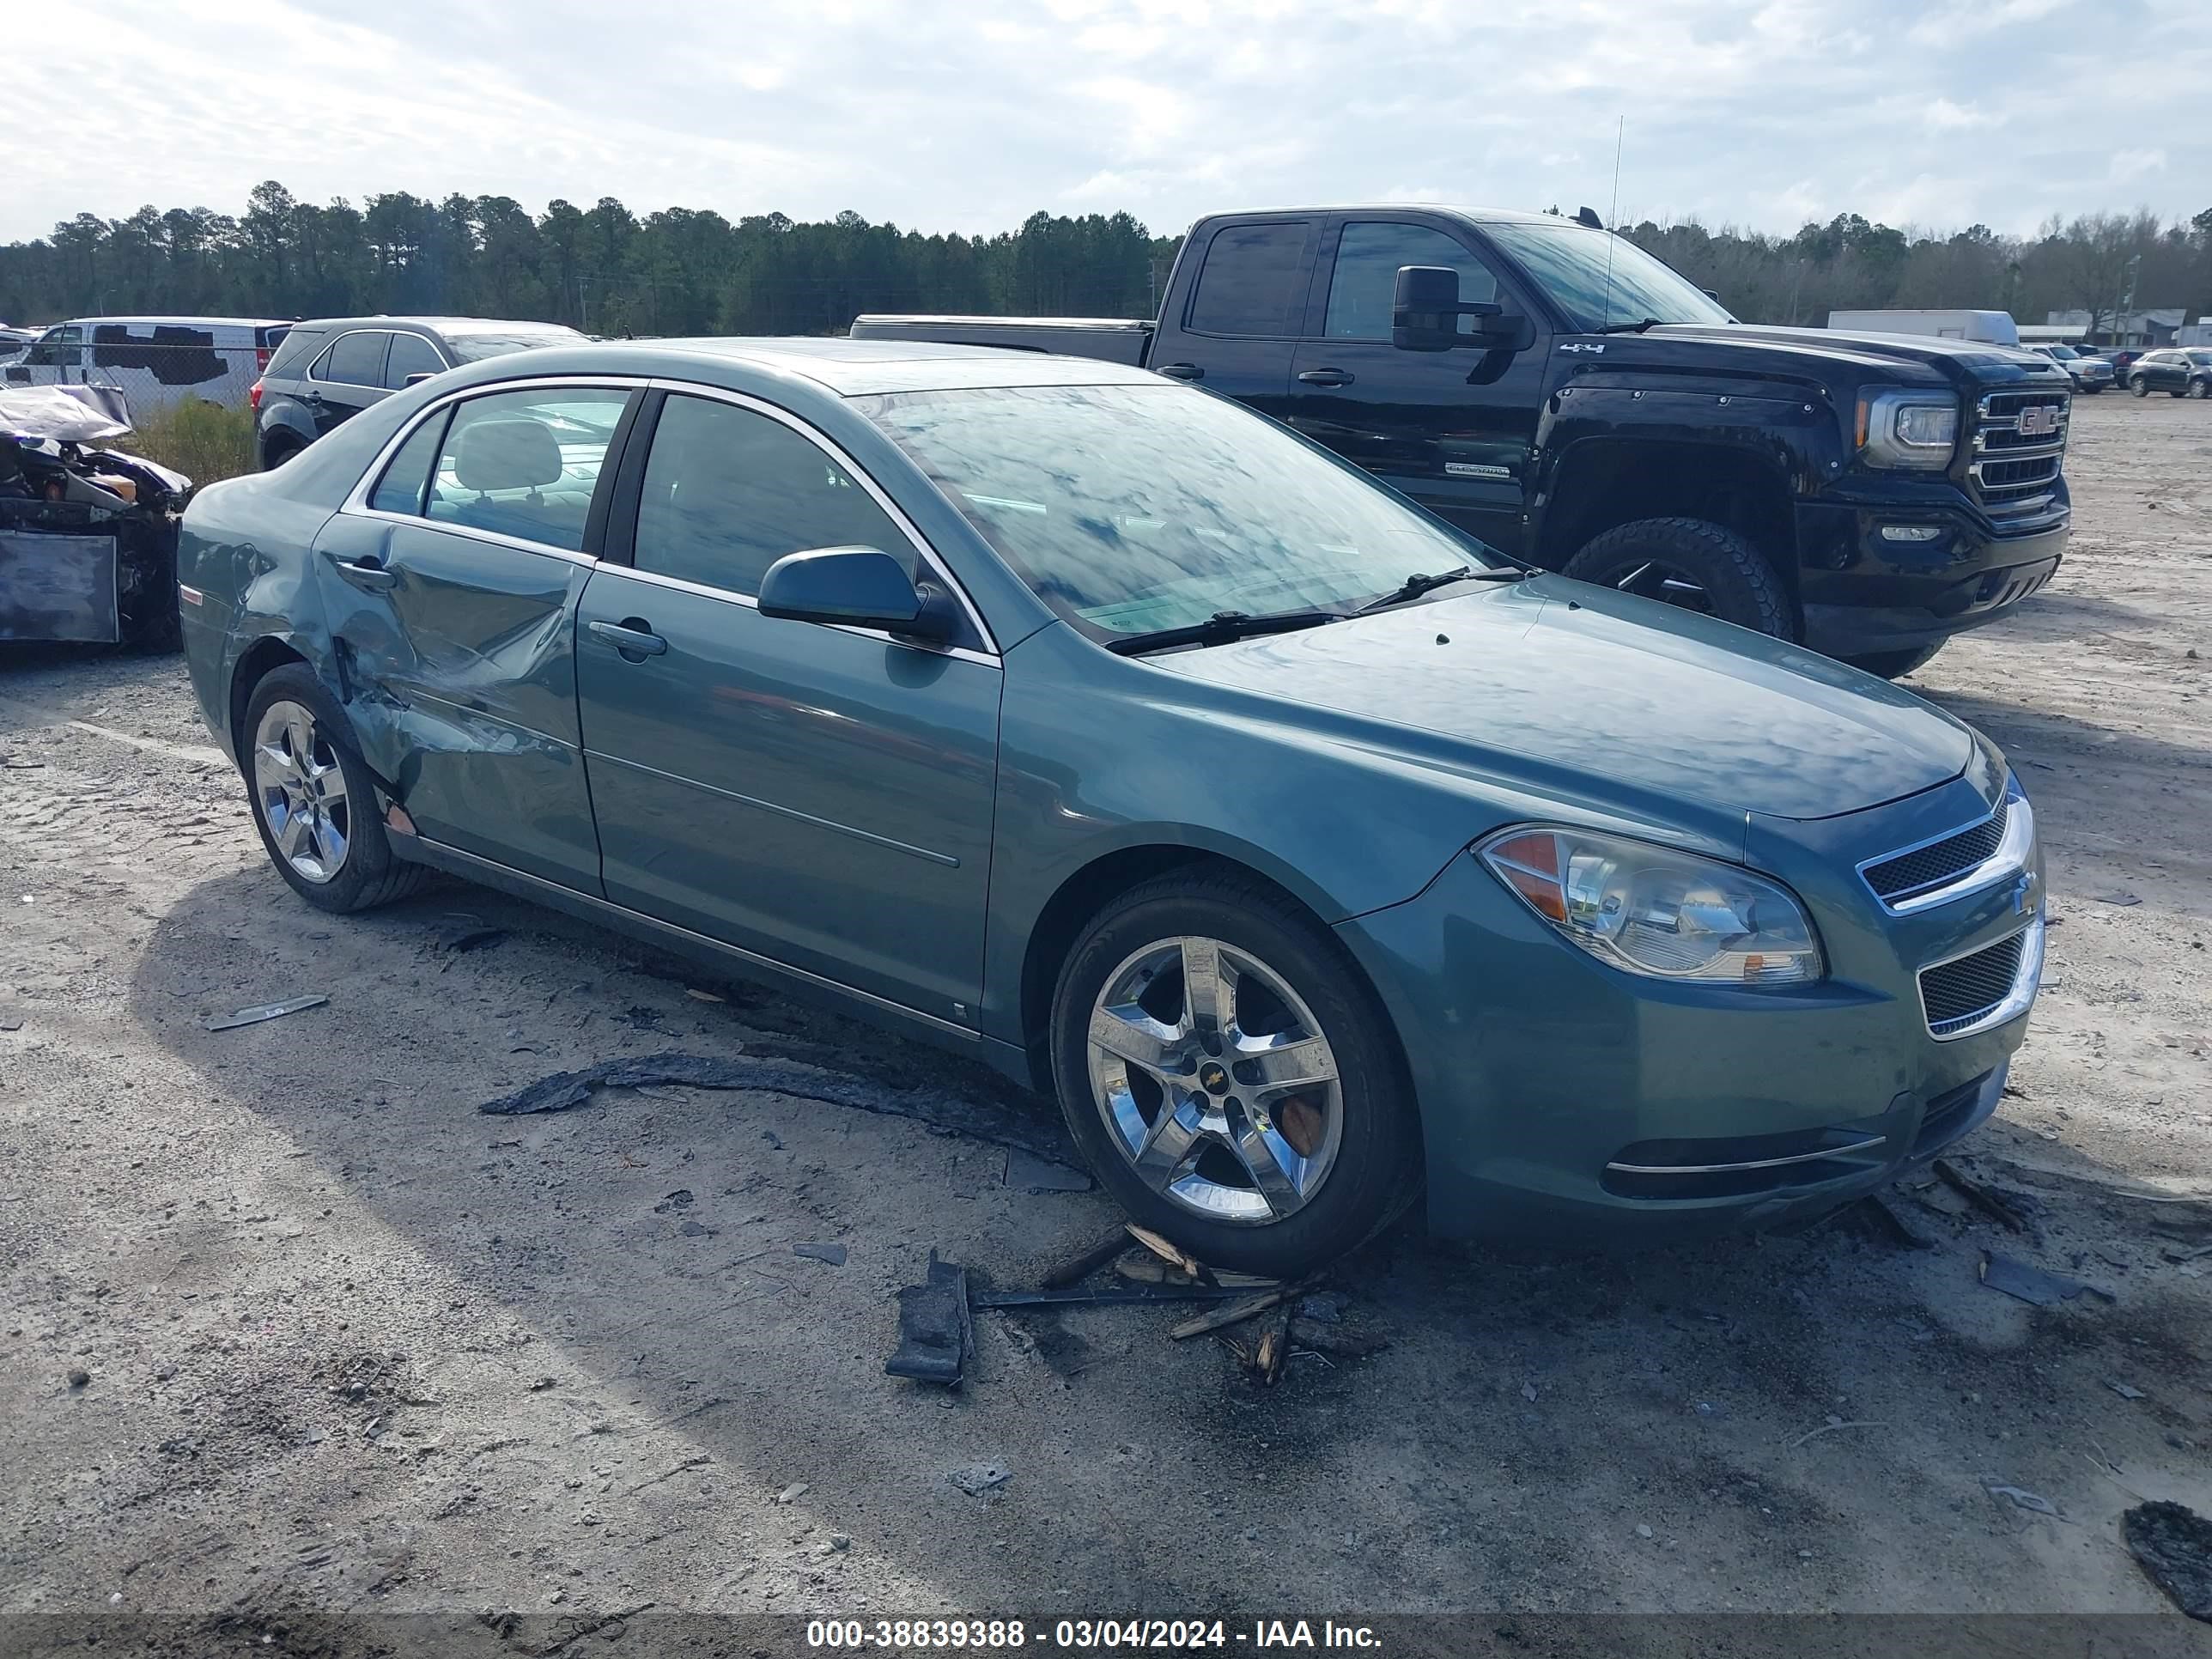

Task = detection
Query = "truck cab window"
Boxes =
[1186,222,1312,337]
[1324,223,1499,339]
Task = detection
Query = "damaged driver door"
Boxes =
[313,382,640,893]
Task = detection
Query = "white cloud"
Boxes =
[1,0,2205,245]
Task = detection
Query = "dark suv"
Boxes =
[252,316,587,468]
[2124,348,2212,398]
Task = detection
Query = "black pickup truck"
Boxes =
[853,207,2072,678]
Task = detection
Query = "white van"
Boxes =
[1824,308,2019,347]
[1,316,292,416]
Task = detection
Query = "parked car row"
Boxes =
[2026,343,2114,392]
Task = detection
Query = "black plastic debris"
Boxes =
[885,1252,973,1386]
[478,1053,757,1115]
[1979,1251,2115,1306]
[2124,1501,2212,1621]
[477,1048,1080,1164]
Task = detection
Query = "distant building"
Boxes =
[2181,319,2212,349]
[2046,307,2186,348]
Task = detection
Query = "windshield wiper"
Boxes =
[1596,317,1667,334]
[1104,609,1337,657]
[1352,564,1529,616]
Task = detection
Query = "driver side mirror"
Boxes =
[757,545,959,643]
[1392,266,1534,354]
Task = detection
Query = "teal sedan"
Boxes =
[177,339,2043,1276]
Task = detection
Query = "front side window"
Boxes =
[424,386,629,550]
[383,333,447,388]
[1481,221,1735,332]
[1324,222,1500,340]
[1185,222,1312,337]
[316,331,389,387]
[632,394,906,596]
[861,382,1504,640]
[27,326,81,367]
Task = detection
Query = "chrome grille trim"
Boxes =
[1858,781,2034,915]
[1969,388,2069,514]
[1918,915,2043,1041]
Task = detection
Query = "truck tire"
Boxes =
[1563,518,1794,640]
[1842,642,1943,681]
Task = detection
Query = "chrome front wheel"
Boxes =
[252,699,352,884]
[1085,935,1345,1225]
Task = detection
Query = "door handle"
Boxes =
[1155,362,1205,382]
[329,554,397,592]
[589,617,667,659]
[1297,368,1354,386]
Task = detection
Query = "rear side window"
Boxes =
[1186,222,1312,337]
[383,333,447,388]
[315,331,388,386]
[426,386,629,550]
[368,409,450,515]
[1324,222,1500,340]
[263,328,325,379]
[633,394,905,596]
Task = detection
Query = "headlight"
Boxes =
[1480,827,1825,985]
[1857,390,1959,471]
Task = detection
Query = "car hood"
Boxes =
[1627,324,2073,391]
[1148,577,1974,822]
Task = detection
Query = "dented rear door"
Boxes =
[311,383,640,893]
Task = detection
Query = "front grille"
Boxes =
[1863,799,2009,904]
[1970,389,2069,514]
[1920,932,2027,1035]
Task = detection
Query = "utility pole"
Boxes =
[2109,253,2142,347]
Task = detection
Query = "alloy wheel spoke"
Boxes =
[1229,1107,1307,1218]
[255,741,302,787]
[281,810,317,863]
[1180,938,1237,1037]
[1237,1034,1336,1098]
[1614,561,1655,593]
[1133,1096,1202,1193]
[1088,1004,1182,1082]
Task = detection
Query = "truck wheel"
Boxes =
[1842,643,1943,681]
[1564,518,1794,639]
[2130,376,2150,396]
[1050,871,1419,1278]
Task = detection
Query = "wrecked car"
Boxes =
[177,339,2044,1277]
[1,386,192,648]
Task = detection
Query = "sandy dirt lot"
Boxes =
[3,393,2209,1646]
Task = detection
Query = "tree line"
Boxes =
[2,181,2207,336]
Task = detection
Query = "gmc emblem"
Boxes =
[2019,405,2060,437]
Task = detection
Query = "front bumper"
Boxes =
[1796,495,2068,658]
[1336,769,2040,1243]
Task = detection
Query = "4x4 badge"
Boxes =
[1559,343,1606,354]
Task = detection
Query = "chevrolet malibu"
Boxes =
[177,339,2045,1276]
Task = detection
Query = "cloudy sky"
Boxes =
[9,0,2205,244]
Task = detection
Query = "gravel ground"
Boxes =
[2,393,2209,1644]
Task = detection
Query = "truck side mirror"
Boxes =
[1393,265,1529,354]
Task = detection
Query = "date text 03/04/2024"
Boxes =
[805,1619,1383,1649]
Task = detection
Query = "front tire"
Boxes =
[2130,376,2149,396]
[1842,642,1944,680]
[242,665,428,914]
[2189,380,2210,400]
[1049,872,1419,1278]
[1563,517,1794,639]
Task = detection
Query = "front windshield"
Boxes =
[2190,351,2212,367]
[1482,221,1735,332]
[860,383,1504,639]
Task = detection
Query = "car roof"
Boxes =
[1200,205,1576,227]
[620,336,1165,396]
[55,315,287,329]
[289,315,583,334]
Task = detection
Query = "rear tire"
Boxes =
[1563,517,1794,640]
[261,433,305,471]
[1842,642,1943,681]
[241,665,428,914]
[1049,872,1419,1278]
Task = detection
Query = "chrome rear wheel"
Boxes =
[252,699,352,884]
